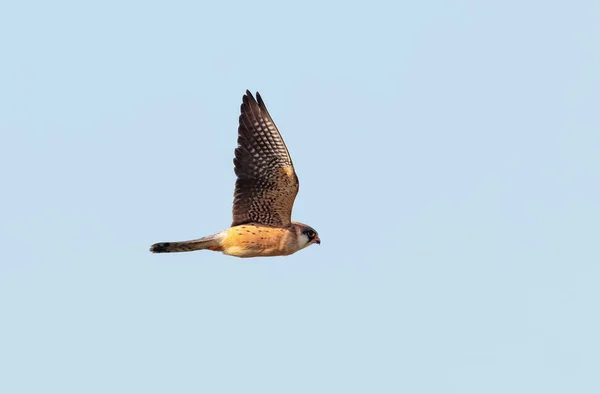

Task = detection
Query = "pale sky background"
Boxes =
[1,1,599,393]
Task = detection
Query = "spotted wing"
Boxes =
[232,91,299,227]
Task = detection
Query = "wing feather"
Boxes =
[231,91,299,227]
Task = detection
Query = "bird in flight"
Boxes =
[150,90,320,258]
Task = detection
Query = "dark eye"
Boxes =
[306,230,315,239]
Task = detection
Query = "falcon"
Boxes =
[150,90,320,258]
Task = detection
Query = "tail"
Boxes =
[150,233,223,253]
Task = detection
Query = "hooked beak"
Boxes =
[315,236,321,245]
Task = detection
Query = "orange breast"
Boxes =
[219,224,295,257]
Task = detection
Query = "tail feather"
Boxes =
[150,234,222,253]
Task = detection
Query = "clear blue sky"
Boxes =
[1,1,599,393]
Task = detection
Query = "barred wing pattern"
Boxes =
[232,91,299,227]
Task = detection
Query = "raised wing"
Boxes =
[232,91,299,227]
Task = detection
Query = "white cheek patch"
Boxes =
[297,233,310,250]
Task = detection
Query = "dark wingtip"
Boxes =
[255,91,269,112]
[244,90,255,103]
[241,90,257,111]
[150,242,170,253]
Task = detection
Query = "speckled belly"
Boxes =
[219,224,295,258]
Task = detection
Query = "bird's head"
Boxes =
[294,223,321,249]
